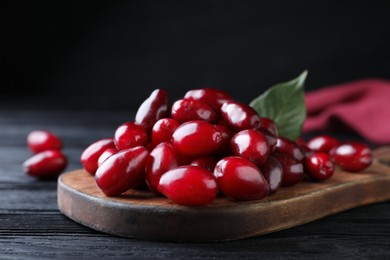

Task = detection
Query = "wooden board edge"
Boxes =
[57,169,390,242]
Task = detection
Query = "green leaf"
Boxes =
[249,71,308,141]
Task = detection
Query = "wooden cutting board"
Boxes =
[57,147,390,242]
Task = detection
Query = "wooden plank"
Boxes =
[1,109,390,257]
[1,231,390,259]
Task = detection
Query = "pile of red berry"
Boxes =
[23,130,67,178]
[80,88,374,206]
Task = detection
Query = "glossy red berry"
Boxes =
[145,142,178,194]
[330,142,373,172]
[274,136,305,162]
[151,118,179,146]
[259,156,283,194]
[257,129,277,153]
[171,120,222,158]
[299,143,315,158]
[214,156,269,201]
[27,130,62,154]
[305,152,335,181]
[23,150,67,178]
[255,117,278,137]
[307,135,340,154]
[213,123,233,156]
[273,154,304,187]
[220,101,261,132]
[171,98,218,123]
[95,146,149,197]
[184,88,233,112]
[81,138,116,175]
[158,165,218,206]
[230,129,270,166]
[97,148,118,167]
[135,89,169,132]
[190,156,218,172]
[114,122,148,150]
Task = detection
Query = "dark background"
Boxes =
[2,0,390,110]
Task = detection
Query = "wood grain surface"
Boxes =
[2,108,390,259]
[58,148,390,242]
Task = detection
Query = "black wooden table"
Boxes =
[1,105,390,259]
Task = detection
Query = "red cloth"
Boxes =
[303,79,390,144]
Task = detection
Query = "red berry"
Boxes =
[296,137,306,146]
[259,156,283,194]
[135,89,169,132]
[81,138,116,175]
[184,88,233,112]
[255,117,278,137]
[171,120,222,158]
[230,129,270,166]
[114,122,148,150]
[330,142,373,172]
[23,150,67,178]
[274,136,305,162]
[95,146,149,197]
[214,156,269,201]
[171,98,218,123]
[273,154,304,187]
[27,130,62,154]
[213,123,233,156]
[305,152,335,181]
[257,128,277,153]
[158,166,218,206]
[145,142,178,194]
[97,148,118,167]
[151,118,179,146]
[299,143,315,158]
[220,101,261,132]
[307,135,340,154]
[190,156,218,172]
